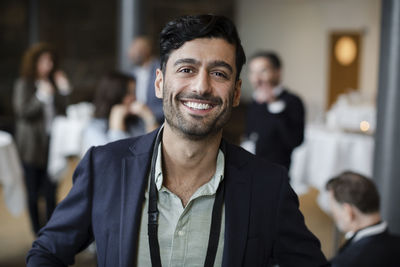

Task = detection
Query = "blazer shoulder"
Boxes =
[226,142,288,180]
[281,89,304,104]
[92,128,158,158]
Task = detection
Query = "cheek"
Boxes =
[332,210,342,224]
[162,82,176,104]
[261,72,272,81]
[38,61,53,74]
[164,79,188,98]
[331,206,350,231]
[37,62,45,72]
[249,72,257,82]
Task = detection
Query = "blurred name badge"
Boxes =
[240,132,258,154]
[267,100,286,114]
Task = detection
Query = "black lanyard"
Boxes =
[147,127,225,267]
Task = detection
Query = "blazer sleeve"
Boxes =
[26,147,96,266]
[273,174,329,267]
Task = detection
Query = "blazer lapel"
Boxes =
[119,130,158,266]
[222,144,252,267]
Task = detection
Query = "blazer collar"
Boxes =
[119,129,158,266]
[128,128,159,156]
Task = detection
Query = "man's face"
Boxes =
[248,57,280,92]
[328,191,352,233]
[155,38,241,140]
[128,38,151,66]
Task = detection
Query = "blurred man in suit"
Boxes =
[128,36,164,123]
[245,51,305,170]
[326,171,400,267]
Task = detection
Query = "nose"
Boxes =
[192,70,212,95]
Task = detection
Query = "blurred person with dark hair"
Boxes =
[81,71,158,154]
[13,42,72,234]
[244,51,305,171]
[326,171,400,267]
[27,15,327,266]
[128,36,164,124]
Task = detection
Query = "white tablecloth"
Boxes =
[0,130,26,216]
[290,124,374,212]
[47,102,93,181]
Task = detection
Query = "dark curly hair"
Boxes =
[159,14,246,80]
[20,42,59,81]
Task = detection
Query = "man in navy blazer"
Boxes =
[27,14,328,266]
[326,171,400,267]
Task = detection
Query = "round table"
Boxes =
[0,130,26,216]
[290,124,374,212]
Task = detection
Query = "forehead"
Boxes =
[38,52,52,59]
[132,38,148,49]
[249,57,273,70]
[166,38,236,69]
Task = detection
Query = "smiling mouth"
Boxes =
[182,101,214,110]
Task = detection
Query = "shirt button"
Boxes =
[178,230,185,236]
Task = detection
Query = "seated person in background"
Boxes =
[128,36,164,124]
[244,51,305,170]
[81,72,158,154]
[326,171,400,267]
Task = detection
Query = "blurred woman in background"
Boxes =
[13,43,71,234]
[81,72,158,155]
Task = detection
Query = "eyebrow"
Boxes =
[174,58,199,67]
[174,58,234,74]
[209,60,233,74]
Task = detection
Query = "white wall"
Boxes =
[236,0,381,122]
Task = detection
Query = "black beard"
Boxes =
[162,84,234,141]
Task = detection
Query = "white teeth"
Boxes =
[184,101,211,110]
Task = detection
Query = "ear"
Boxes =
[233,79,242,107]
[342,203,357,222]
[154,68,164,99]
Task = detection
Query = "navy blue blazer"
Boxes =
[27,129,328,266]
[331,230,400,267]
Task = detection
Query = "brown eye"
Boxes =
[179,68,193,73]
[212,71,228,79]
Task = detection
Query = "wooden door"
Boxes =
[327,32,361,108]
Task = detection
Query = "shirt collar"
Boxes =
[345,221,388,243]
[272,84,284,97]
[154,142,225,195]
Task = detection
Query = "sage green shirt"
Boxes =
[136,143,225,266]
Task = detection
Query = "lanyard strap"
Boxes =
[147,127,225,267]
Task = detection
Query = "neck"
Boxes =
[161,123,222,206]
[352,212,382,232]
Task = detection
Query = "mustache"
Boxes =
[176,92,222,105]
